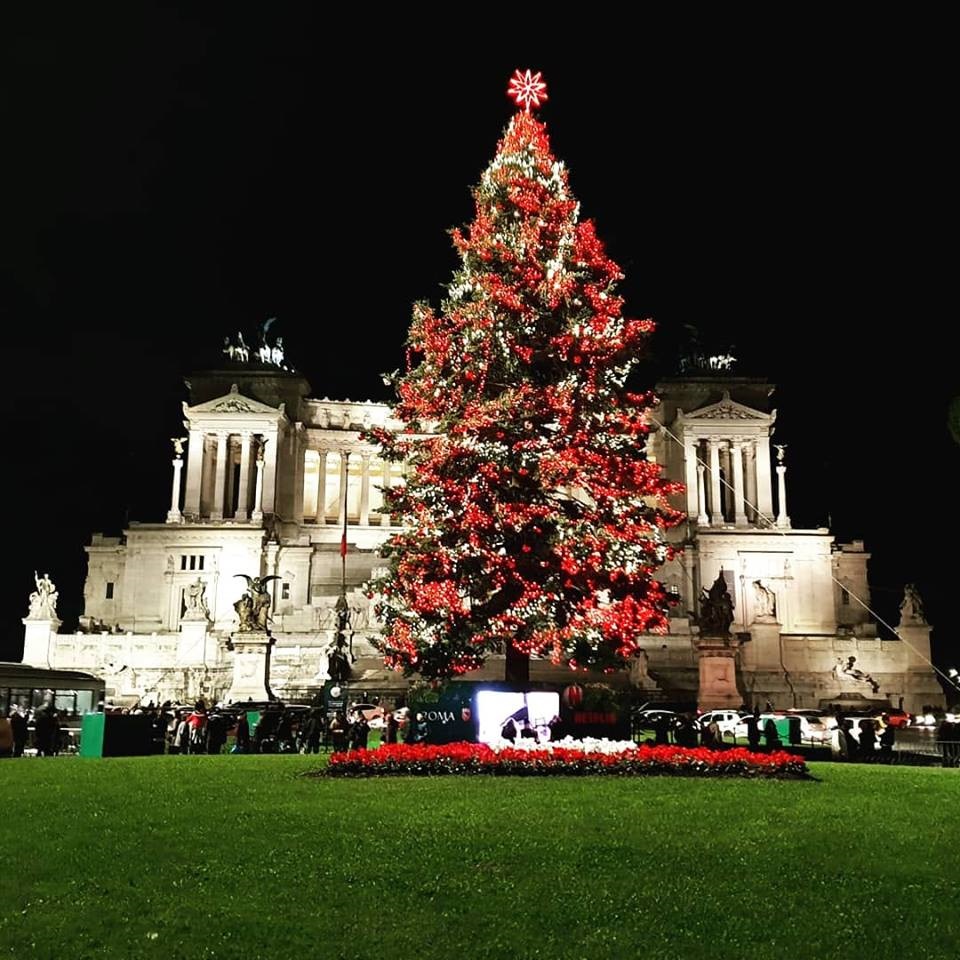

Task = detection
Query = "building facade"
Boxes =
[20,364,943,711]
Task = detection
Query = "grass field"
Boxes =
[1,757,956,960]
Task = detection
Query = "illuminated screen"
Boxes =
[476,690,561,745]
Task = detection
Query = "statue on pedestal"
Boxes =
[26,571,59,620]
[233,574,280,632]
[698,572,734,636]
[898,583,926,625]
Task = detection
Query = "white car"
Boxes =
[697,710,742,737]
[734,713,830,744]
[632,709,680,729]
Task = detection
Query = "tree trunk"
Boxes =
[505,641,530,687]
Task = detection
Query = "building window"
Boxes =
[281,582,291,600]
[181,555,188,571]
[105,582,114,600]
[198,555,205,571]
[841,588,850,606]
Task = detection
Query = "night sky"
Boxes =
[2,10,956,677]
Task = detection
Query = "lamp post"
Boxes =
[328,453,355,682]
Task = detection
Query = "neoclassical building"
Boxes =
[20,360,942,711]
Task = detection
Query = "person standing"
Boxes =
[745,709,761,751]
[9,707,28,758]
[763,717,782,750]
[384,711,399,745]
[878,720,896,762]
[234,712,251,753]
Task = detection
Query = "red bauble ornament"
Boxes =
[562,684,584,709]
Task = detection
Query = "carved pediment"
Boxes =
[184,384,283,416]
[679,391,771,422]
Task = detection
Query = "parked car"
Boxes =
[350,702,385,728]
[882,709,911,728]
[734,713,829,744]
[632,709,681,730]
[697,710,742,737]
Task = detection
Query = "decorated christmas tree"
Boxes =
[368,71,683,682]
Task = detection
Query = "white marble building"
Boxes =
[20,365,943,711]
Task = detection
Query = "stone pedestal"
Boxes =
[21,618,60,668]
[695,633,742,711]
[177,620,218,666]
[225,631,275,704]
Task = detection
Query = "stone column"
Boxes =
[359,453,371,525]
[236,432,252,521]
[755,436,774,524]
[211,431,229,521]
[708,439,722,526]
[183,428,204,518]
[682,438,699,522]
[166,458,184,523]
[261,430,279,516]
[776,464,791,529]
[720,444,732,520]
[381,460,391,525]
[745,442,758,524]
[732,440,746,526]
[251,443,265,522]
[314,449,328,524]
[224,439,236,518]
[696,462,709,525]
[337,452,350,527]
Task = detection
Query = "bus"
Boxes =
[0,662,106,752]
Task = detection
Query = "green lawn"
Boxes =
[0,757,956,960]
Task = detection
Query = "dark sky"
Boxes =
[2,10,956,676]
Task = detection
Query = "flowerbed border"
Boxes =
[322,742,810,779]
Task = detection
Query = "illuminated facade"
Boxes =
[20,368,943,711]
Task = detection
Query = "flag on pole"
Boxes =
[340,530,348,559]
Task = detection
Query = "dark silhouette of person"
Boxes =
[841,720,859,760]
[206,714,228,754]
[235,712,251,753]
[303,709,323,754]
[878,721,896,762]
[501,717,518,742]
[653,714,671,745]
[745,709,761,751]
[763,718,781,750]
[329,712,348,753]
[34,708,56,757]
[858,719,877,760]
[9,709,28,758]
[675,714,699,748]
[385,711,399,745]
[348,713,369,751]
[409,713,429,744]
[519,721,538,743]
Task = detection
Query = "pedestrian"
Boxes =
[9,707,28,758]
[763,717,781,750]
[878,720,896,762]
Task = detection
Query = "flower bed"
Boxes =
[325,741,809,779]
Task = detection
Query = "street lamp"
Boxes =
[327,453,356,682]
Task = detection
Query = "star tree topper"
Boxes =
[507,68,548,113]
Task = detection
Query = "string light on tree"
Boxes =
[367,73,682,682]
[507,68,548,113]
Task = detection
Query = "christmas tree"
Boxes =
[368,70,683,682]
